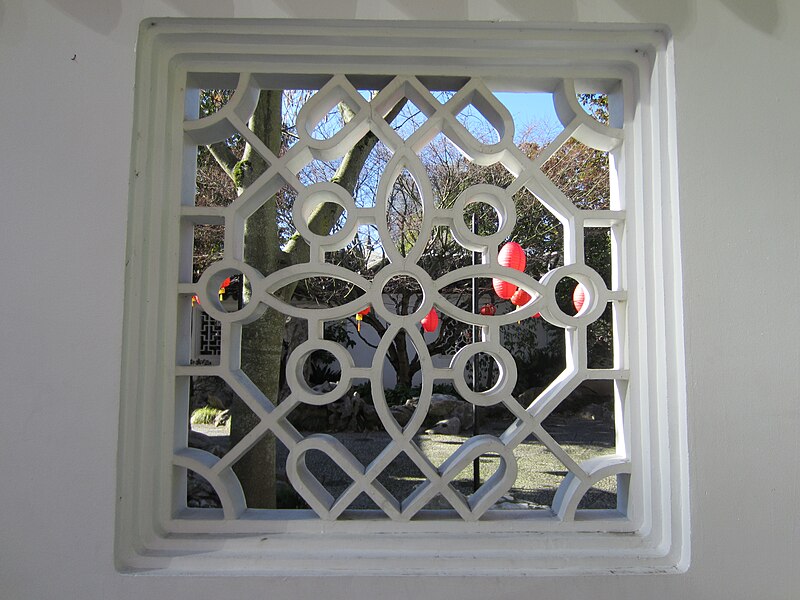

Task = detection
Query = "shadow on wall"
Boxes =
[611,0,780,36]
[275,0,358,19]
[41,0,781,38]
[719,0,780,34]
[387,0,578,21]
[43,0,239,34]
[44,0,122,34]
[163,0,236,18]
[387,0,780,37]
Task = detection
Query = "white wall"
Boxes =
[1,1,798,599]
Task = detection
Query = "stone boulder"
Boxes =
[425,416,462,435]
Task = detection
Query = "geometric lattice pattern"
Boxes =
[197,311,221,356]
[176,74,629,522]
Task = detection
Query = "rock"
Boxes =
[190,376,236,411]
[578,402,611,421]
[187,470,221,508]
[426,416,462,435]
[389,404,414,427]
[205,394,228,411]
[188,430,228,457]
[311,381,337,394]
[428,394,463,420]
[288,404,329,431]
[213,409,230,427]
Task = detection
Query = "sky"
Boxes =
[493,92,561,142]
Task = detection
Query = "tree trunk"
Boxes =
[211,93,407,508]
[230,90,283,508]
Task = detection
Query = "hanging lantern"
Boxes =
[218,276,232,301]
[572,283,587,314]
[355,306,371,332]
[492,241,526,299]
[510,288,531,308]
[421,308,439,333]
[479,303,496,316]
[510,288,531,323]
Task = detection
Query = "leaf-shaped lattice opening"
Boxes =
[352,141,392,208]
[455,103,500,144]
[287,276,365,308]
[437,276,494,310]
[387,99,429,140]
[303,448,356,499]
[282,89,318,150]
[308,99,358,141]
[386,169,423,256]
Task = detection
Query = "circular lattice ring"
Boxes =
[285,339,355,406]
[449,184,516,252]
[369,264,439,327]
[194,259,267,325]
[539,264,610,328]
[450,342,518,407]
[292,182,358,252]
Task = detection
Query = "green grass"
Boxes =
[190,406,223,425]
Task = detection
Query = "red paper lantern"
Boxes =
[492,241,526,299]
[420,308,439,333]
[218,276,232,301]
[479,303,496,316]
[355,306,371,332]
[510,288,531,307]
[572,283,587,314]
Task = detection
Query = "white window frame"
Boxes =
[117,19,688,575]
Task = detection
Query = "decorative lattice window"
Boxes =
[197,311,222,357]
[117,20,688,575]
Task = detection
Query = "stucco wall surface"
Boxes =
[0,1,797,599]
